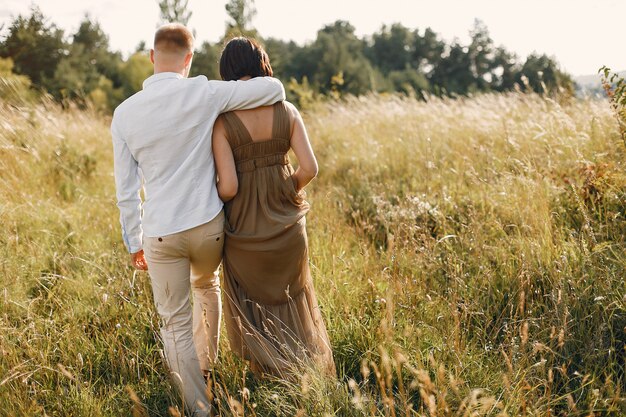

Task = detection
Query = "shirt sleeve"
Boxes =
[111,115,143,253]
[209,76,286,113]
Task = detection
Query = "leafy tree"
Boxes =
[224,0,257,38]
[517,53,573,95]
[431,42,473,95]
[388,69,429,96]
[264,39,307,80]
[262,38,290,78]
[430,20,498,95]
[367,23,414,75]
[365,24,439,96]
[52,17,121,102]
[189,41,221,80]
[599,66,626,144]
[0,57,35,105]
[252,37,315,104]
[0,9,577,108]
[158,0,192,25]
[0,6,66,91]
[73,16,123,80]
[286,76,318,109]
[490,47,519,91]
[134,41,148,53]
[307,20,374,96]
[413,27,445,75]
[119,52,153,97]
[265,38,312,85]
[467,19,496,91]
[88,75,121,112]
[73,17,108,50]
[52,43,98,102]
[0,58,15,76]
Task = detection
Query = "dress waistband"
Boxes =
[236,154,289,173]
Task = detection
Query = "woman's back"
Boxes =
[229,105,282,141]
[215,101,335,378]
[219,102,308,239]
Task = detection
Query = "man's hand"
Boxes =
[130,250,148,271]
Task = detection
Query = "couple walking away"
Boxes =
[112,24,334,416]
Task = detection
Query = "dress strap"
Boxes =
[271,102,291,140]
[221,111,253,148]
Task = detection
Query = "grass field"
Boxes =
[1,92,625,416]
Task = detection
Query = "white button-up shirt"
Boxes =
[111,72,285,253]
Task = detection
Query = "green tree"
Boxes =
[52,43,98,102]
[490,47,519,91]
[264,39,311,80]
[76,18,121,65]
[413,27,445,75]
[158,0,192,25]
[467,19,496,92]
[0,6,66,91]
[388,69,429,96]
[0,57,35,105]
[224,0,257,38]
[367,23,414,75]
[599,66,626,144]
[74,17,124,87]
[189,41,221,80]
[52,17,121,103]
[366,24,435,96]
[263,38,291,78]
[45,16,128,109]
[517,53,574,95]
[134,41,148,53]
[265,39,312,83]
[431,42,474,95]
[119,52,153,97]
[307,20,374,96]
[404,27,447,95]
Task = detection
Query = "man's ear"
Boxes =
[184,51,193,68]
[150,49,155,64]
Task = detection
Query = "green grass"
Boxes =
[1,92,625,416]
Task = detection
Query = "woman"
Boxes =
[212,37,335,378]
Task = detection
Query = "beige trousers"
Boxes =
[143,211,224,417]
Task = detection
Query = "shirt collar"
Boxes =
[142,72,184,89]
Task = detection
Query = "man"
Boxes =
[111,23,284,416]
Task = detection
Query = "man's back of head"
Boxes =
[151,23,195,75]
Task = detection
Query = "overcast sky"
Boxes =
[1,0,624,76]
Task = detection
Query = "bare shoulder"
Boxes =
[283,101,302,119]
[213,114,226,135]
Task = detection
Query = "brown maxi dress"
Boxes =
[219,102,335,378]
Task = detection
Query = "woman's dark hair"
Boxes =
[219,37,273,81]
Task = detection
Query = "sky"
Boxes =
[0,0,624,77]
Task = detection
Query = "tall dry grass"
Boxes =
[0,92,625,416]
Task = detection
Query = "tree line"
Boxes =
[0,4,574,112]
